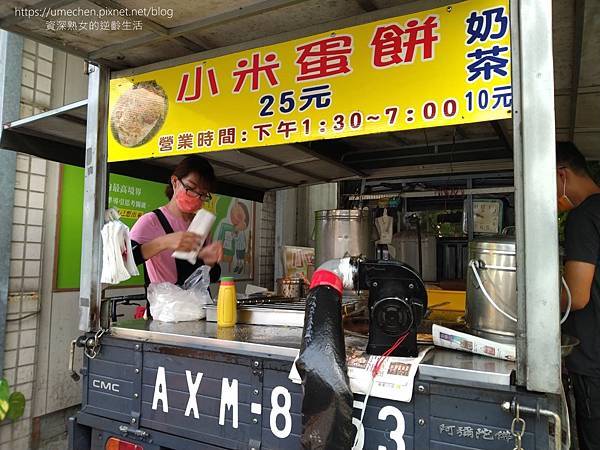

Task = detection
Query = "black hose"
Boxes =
[296,285,353,450]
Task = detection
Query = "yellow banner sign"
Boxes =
[108,0,511,162]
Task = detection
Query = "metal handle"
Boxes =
[501,400,562,450]
[483,264,517,272]
[118,425,149,438]
[502,226,516,236]
[470,260,517,323]
[69,339,80,382]
[476,259,517,272]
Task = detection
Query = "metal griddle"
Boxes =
[205,296,358,327]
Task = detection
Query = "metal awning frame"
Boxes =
[0,0,562,396]
[0,99,268,200]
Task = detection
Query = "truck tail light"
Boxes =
[105,437,143,450]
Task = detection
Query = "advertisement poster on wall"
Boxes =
[204,196,254,280]
[56,165,254,289]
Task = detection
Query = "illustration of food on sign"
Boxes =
[110,81,168,148]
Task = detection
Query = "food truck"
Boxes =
[0,0,591,448]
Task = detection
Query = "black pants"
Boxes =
[571,373,600,450]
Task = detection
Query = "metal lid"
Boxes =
[315,209,370,220]
[469,237,516,253]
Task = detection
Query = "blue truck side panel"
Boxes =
[70,336,550,450]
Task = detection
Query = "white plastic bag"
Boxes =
[147,265,212,322]
[101,212,139,285]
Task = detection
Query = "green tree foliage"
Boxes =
[0,379,25,421]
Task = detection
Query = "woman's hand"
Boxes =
[164,231,203,252]
[198,241,224,266]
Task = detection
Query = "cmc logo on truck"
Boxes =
[92,379,120,393]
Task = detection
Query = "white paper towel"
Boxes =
[172,209,216,265]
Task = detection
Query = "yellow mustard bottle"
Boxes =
[217,277,237,327]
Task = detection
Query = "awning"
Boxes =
[0,0,598,194]
[1,99,87,165]
[1,99,513,194]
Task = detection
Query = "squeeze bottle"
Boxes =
[217,277,237,327]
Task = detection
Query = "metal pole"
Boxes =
[466,178,474,241]
[511,0,561,393]
[79,63,109,332]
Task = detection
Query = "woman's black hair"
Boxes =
[165,155,216,199]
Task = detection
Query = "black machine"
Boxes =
[357,259,428,357]
[296,258,428,448]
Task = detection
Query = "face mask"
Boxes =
[557,177,574,212]
[175,187,203,213]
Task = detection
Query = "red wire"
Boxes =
[371,333,408,378]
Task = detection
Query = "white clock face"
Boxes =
[473,201,501,233]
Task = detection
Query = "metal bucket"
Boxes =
[314,209,373,266]
[392,231,437,281]
[465,238,517,343]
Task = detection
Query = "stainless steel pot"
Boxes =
[276,278,306,298]
[392,231,437,281]
[465,238,517,343]
[314,209,373,266]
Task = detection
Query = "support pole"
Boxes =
[79,63,109,332]
[511,0,561,393]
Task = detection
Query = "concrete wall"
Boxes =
[0,36,89,449]
[0,36,57,450]
[0,155,46,450]
[257,192,276,290]
[274,189,298,281]
[50,50,87,108]
[30,40,88,422]
[274,184,338,281]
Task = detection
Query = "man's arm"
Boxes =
[562,260,596,310]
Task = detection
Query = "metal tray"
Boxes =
[237,295,299,306]
[205,302,306,327]
[206,299,358,327]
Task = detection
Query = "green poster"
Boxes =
[56,165,255,289]
[56,165,167,289]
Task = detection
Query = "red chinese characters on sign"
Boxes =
[176,65,220,102]
[276,120,297,139]
[253,123,273,142]
[295,35,353,82]
[370,15,440,68]
[232,52,281,93]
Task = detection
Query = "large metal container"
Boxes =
[465,238,517,343]
[391,231,437,281]
[314,209,373,266]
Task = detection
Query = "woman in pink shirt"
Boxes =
[130,156,223,290]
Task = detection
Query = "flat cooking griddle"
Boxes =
[206,297,358,327]
[236,295,301,306]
